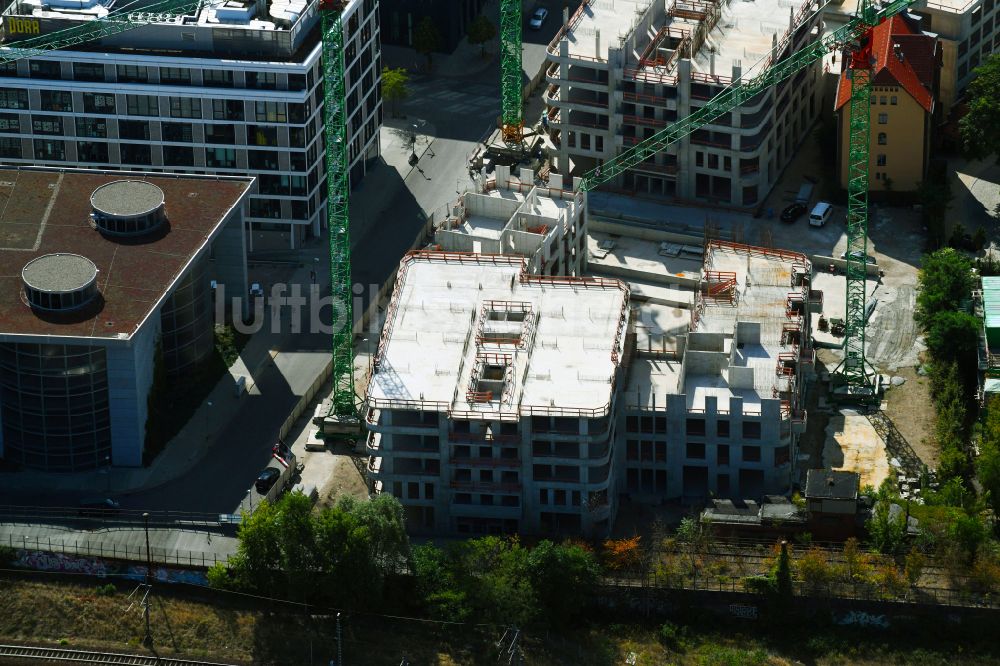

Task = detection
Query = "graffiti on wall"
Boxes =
[15,550,112,576]
[834,610,890,628]
[729,603,759,620]
[13,549,206,586]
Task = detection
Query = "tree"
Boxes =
[467,15,496,57]
[381,66,409,118]
[797,548,834,594]
[526,541,599,628]
[977,396,1000,513]
[602,536,643,573]
[214,493,410,607]
[960,53,1000,162]
[916,248,975,328]
[413,17,442,70]
[772,541,793,599]
[917,174,954,248]
[924,310,980,370]
[867,480,907,555]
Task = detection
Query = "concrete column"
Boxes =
[106,321,159,467]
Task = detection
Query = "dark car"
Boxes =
[255,467,281,495]
[780,203,807,223]
[78,497,121,517]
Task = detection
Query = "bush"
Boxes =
[0,546,16,565]
[797,548,834,594]
[657,620,688,650]
[95,583,116,597]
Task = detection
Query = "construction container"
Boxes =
[983,277,1000,351]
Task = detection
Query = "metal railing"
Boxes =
[5,532,230,568]
[0,504,225,528]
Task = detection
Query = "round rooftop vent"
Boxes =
[22,253,99,312]
[90,180,166,237]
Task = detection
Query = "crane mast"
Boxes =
[500,0,523,147]
[319,1,359,425]
[578,0,909,400]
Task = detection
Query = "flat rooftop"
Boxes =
[0,168,250,340]
[368,253,629,417]
[588,231,703,280]
[562,0,649,60]
[690,0,804,76]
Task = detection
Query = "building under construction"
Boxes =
[431,165,588,277]
[364,240,816,537]
[543,0,824,207]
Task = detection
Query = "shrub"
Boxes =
[657,620,688,650]
[95,583,116,597]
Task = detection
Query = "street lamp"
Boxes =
[103,454,111,494]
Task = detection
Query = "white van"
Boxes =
[809,202,833,227]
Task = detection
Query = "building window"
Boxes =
[0,114,18,133]
[742,421,761,439]
[76,141,108,163]
[73,62,105,82]
[686,441,706,459]
[120,143,152,165]
[246,71,278,89]
[878,113,888,124]
[255,101,287,123]
[743,445,761,462]
[0,88,28,110]
[126,95,159,117]
[626,439,638,461]
[0,137,20,158]
[213,99,244,121]
[31,116,63,136]
[29,60,61,79]
[169,97,202,119]
[880,96,887,105]
[877,132,887,145]
[39,90,72,112]
[119,120,150,140]
[33,139,65,161]
[76,117,107,139]
[202,69,234,87]
[686,418,706,436]
[717,444,730,465]
[160,67,191,85]
[249,125,279,147]
[163,145,194,166]
[876,154,887,166]
[206,147,236,169]
[206,124,236,144]
[717,420,730,438]
[162,122,193,143]
[82,93,115,114]
[890,96,897,105]
[117,65,149,83]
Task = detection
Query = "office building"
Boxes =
[381,0,487,53]
[0,167,250,472]
[0,0,382,250]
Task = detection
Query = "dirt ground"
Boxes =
[882,366,939,469]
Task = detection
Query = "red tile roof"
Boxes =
[835,15,936,113]
[0,168,250,340]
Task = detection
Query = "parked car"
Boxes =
[254,467,281,495]
[78,497,121,517]
[780,202,807,224]
[529,7,548,29]
[809,201,834,227]
[840,250,876,264]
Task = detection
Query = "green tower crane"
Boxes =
[0,0,362,427]
[319,0,360,430]
[499,0,523,147]
[578,0,907,401]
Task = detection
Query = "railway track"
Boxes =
[0,644,239,666]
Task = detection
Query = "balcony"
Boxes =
[367,455,383,477]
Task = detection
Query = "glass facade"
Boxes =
[0,343,111,471]
[160,254,213,376]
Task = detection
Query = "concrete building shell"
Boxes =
[543,0,824,208]
[432,165,589,277]
[364,252,630,537]
[364,241,814,537]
